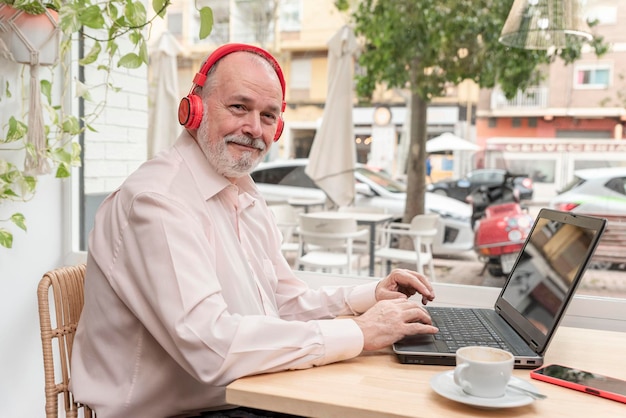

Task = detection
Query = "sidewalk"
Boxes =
[431,251,626,299]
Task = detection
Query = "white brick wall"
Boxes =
[83,64,149,194]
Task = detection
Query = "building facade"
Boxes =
[476,0,626,200]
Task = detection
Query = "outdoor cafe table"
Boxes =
[287,197,327,213]
[227,325,626,417]
[307,211,394,276]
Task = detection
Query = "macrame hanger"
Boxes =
[4,7,60,175]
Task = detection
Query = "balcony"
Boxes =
[490,86,548,110]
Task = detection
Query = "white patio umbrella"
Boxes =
[147,31,183,158]
[305,25,358,207]
[426,132,480,153]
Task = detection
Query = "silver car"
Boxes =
[251,159,474,255]
[550,167,626,215]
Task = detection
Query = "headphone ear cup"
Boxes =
[273,117,284,142]
[178,94,203,129]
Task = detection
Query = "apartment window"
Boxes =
[168,13,183,37]
[280,0,302,32]
[586,5,617,25]
[528,117,537,127]
[512,117,521,127]
[574,65,610,89]
[488,117,497,128]
[289,56,311,100]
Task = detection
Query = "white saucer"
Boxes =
[430,371,539,409]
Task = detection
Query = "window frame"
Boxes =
[573,63,612,90]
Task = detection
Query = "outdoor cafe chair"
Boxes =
[269,204,300,263]
[37,264,95,418]
[296,213,369,275]
[375,213,440,280]
[337,206,390,254]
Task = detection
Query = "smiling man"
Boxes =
[70,44,438,418]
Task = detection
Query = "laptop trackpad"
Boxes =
[394,334,446,352]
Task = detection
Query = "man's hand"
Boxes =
[353,298,438,351]
[375,268,435,306]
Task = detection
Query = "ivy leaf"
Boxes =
[198,7,214,40]
[4,79,11,99]
[4,117,27,143]
[118,53,144,69]
[79,41,102,66]
[22,176,37,193]
[58,2,81,33]
[79,5,106,29]
[0,229,12,249]
[55,162,71,178]
[10,213,27,232]
[125,0,147,27]
[153,0,168,18]
[40,79,52,104]
[139,40,149,65]
[62,116,81,135]
[71,142,82,166]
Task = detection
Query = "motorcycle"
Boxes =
[467,172,534,277]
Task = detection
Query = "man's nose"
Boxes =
[241,112,263,139]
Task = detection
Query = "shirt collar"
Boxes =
[173,130,265,203]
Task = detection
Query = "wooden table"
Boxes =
[310,211,394,276]
[226,326,626,417]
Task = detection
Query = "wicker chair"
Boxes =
[37,264,95,418]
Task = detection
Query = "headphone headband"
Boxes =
[178,43,286,140]
[195,44,286,108]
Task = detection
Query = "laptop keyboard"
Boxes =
[428,307,515,353]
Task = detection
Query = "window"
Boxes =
[167,13,183,37]
[574,65,611,89]
[280,0,302,32]
[290,57,311,90]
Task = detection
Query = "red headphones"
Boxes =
[177,43,286,141]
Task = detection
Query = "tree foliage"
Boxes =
[336,0,607,222]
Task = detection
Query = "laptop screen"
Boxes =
[496,209,606,353]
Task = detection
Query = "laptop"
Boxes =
[393,208,606,369]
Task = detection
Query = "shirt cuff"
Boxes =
[317,318,363,364]
[346,281,378,314]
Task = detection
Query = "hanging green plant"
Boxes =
[0,0,214,248]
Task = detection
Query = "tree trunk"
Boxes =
[403,86,428,223]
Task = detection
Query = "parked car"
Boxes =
[550,167,626,215]
[250,159,474,255]
[427,168,534,202]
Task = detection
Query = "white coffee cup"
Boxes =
[453,346,514,398]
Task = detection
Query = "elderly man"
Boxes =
[71,43,437,418]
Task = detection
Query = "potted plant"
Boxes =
[0,0,213,248]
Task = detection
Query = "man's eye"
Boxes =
[263,113,277,121]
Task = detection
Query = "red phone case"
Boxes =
[530,364,626,404]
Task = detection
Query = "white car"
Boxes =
[550,167,626,215]
[251,159,474,255]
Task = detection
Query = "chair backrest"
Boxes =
[410,213,440,246]
[270,204,299,226]
[298,214,362,248]
[37,264,95,418]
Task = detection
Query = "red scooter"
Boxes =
[467,173,534,277]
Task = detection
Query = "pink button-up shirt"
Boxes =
[71,131,377,418]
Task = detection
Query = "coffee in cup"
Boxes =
[454,346,514,398]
